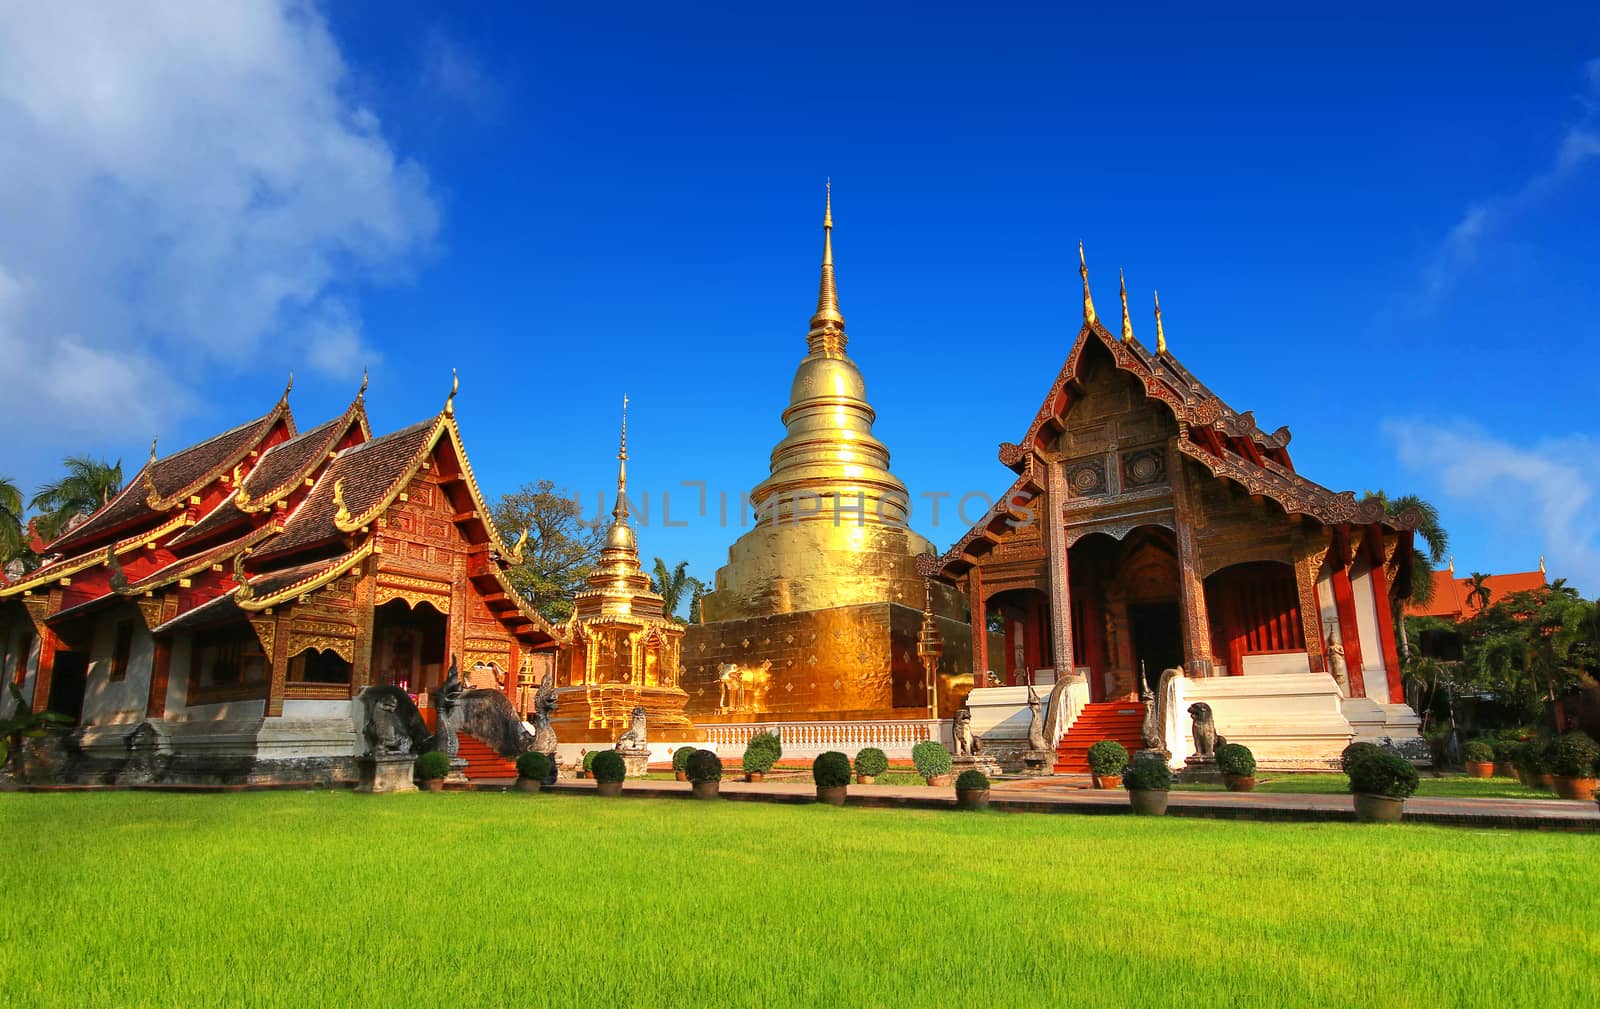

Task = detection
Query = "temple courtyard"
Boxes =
[3,791,1595,1008]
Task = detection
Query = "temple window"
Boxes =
[195,625,268,688]
[289,648,352,685]
[109,620,135,682]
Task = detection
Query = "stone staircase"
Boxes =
[455,733,518,780]
[1054,701,1146,773]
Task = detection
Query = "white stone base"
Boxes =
[964,686,1038,740]
[1175,673,1357,768]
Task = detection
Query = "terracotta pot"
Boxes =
[1353,793,1404,823]
[674,771,688,782]
[955,787,990,811]
[422,779,445,793]
[1092,774,1122,790]
[1493,762,1516,779]
[745,771,765,783]
[1465,761,1494,779]
[926,773,954,787]
[1536,773,1556,791]
[816,784,848,806]
[595,780,623,797]
[514,778,542,794]
[1127,789,1169,816]
[1223,775,1256,792]
[691,780,720,800]
[1553,776,1598,801]
[856,774,876,785]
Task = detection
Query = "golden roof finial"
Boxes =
[1539,554,1546,575]
[1079,242,1097,326]
[1154,290,1167,355]
[445,368,458,416]
[332,478,351,527]
[807,181,846,356]
[233,548,254,601]
[281,370,294,403]
[1119,268,1133,343]
[358,367,368,401]
[141,438,160,503]
[613,395,630,521]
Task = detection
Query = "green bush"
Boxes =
[1215,742,1256,778]
[414,751,451,781]
[686,749,723,783]
[1462,740,1495,764]
[672,746,695,774]
[742,731,782,774]
[853,747,889,777]
[582,750,597,772]
[1346,751,1419,798]
[1548,731,1600,778]
[590,750,627,784]
[1086,739,1129,776]
[1488,735,1520,761]
[911,740,952,778]
[812,751,852,788]
[515,751,551,781]
[1340,741,1384,774]
[955,769,990,791]
[1121,751,1172,791]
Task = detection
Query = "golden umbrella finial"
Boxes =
[613,394,630,522]
[1119,268,1133,343]
[1079,242,1097,326]
[807,180,846,355]
[1154,290,1168,355]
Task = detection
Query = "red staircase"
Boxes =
[1054,701,1147,773]
[455,733,518,780]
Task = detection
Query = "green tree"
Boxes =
[649,558,704,624]
[0,476,25,565]
[30,455,123,542]
[1363,490,1451,660]
[491,480,604,624]
[1466,571,1492,611]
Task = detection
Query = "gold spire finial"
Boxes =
[1154,290,1167,355]
[282,371,294,403]
[613,395,629,522]
[1079,242,1097,326]
[807,182,846,355]
[1119,268,1133,343]
[445,368,458,416]
[142,438,159,503]
[148,437,158,465]
[358,367,368,400]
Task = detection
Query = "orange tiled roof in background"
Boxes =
[1404,567,1548,621]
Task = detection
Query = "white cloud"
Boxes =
[1385,420,1600,593]
[0,0,437,450]
[1421,59,1600,302]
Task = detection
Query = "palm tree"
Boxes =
[0,476,25,565]
[30,456,123,542]
[1466,572,1492,611]
[650,558,696,623]
[1363,490,1451,659]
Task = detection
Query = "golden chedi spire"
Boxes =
[1119,268,1133,342]
[1154,290,1168,355]
[1079,242,1097,326]
[807,179,846,356]
[578,395,659,615]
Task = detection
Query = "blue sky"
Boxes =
[2,2,1597,596]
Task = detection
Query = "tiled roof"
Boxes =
[1404,569,1548,620]
[254,419,437,561]
[48,403,289,555]
[122,526,275,595]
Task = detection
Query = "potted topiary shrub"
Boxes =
[590,750,627,797]
[1462,740,1495,779]
[514,751,551,794]
[911,740,953,786]
[415,750,451,792]
[1548,730,1600,800]
[1086,739,1129,789]
[1122,751,1172,815]
[1346,750,1419,822]
[954,769,991,811]
[1532,739,1557,792]
[672,746,694,782]
[854,746,888,785]
[1340,740,1384,774]
[1490,736,1520,779]
[1215,742,1257,792]
[742,730,781,782]
[579,749,595,779]
[812,751,852,806]
[686,749,723,800]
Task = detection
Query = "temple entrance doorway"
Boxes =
[45,650,88,723]
[987,587,1052,686]
[372,599,447,695]
[1129,602,1183,693]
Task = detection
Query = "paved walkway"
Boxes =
[542,776,1600,831]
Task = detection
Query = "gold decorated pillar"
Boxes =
[1168,438,1214,677]
[1043,460,1074,674]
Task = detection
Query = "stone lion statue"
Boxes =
[615,705,648,751]
[952,706,981,756]
[1188,701,1226,758]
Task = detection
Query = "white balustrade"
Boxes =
[697,719,948,758]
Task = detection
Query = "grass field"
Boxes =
[3,792,1595,1008]
[1172,773,1558,800]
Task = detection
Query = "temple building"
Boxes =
[933,250,1425,770]
[681,189,972,728]
[1403,558,1548,622]
[0,376,561,784]
[553,400,695,743]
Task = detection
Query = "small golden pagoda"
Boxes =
[554,399,697,742]
[682,188,971,722]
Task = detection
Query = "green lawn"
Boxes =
[1173,773,1560,800]
[3,791,1595,1008]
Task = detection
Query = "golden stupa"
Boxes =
[682,188,971,722]
[554,399,698,742]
